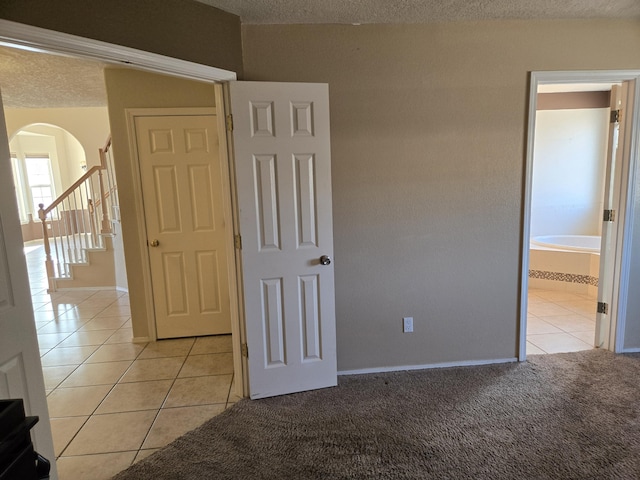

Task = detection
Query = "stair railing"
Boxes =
[38,135,116,292]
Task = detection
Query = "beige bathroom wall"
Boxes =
[241,20,640,370]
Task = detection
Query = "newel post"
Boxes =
[38,204,56,292]
[97,168,111,234]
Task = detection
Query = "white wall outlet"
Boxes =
[403,316,413,333]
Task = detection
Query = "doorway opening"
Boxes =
[526,83,614,355]
[520,71,640,360]
[0,42,241,475]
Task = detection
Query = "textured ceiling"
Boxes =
[195,0,640,24]
[0,46,107,108]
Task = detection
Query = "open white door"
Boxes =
[0,93,57,475]
[229,81,337,399]
[596,83,630,350]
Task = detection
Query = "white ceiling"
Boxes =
[195,0,640,24]
[1,1,638,109]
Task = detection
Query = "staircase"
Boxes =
[37,136,119,292]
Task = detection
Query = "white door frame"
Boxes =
[0,19,246,396]
[520,70,640,361]
[0,19,236,82]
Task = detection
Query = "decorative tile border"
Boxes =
[529,269,598,287]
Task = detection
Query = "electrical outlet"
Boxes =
[403,316,413,333]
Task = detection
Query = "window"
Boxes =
[24,155,55,216]
[10,154,28,223]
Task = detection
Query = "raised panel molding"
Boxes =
[184,128,209,153]
[196,251,221,314]
[189,165,216,232]
[291,102,314,137]
[261,278,286,367]
[294,154,318,248]
[154,166,182,233]
[162,253,188,316]
[0,355,28,409]
[299,275,321,361]
[250,101,275,137]
[254,155,280,251]
[149,129,174,153]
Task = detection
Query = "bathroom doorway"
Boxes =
[520,71,640,360]
[527,83,612,355]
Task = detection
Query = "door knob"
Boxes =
[320,255,331,265]
[149,239,160,247]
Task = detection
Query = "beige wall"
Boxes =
[0,0,243,76]
[104,68,216,338]
[241,20,640,370]
[5,107,110,167]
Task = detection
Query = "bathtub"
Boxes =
[530,235,601,254]
[529,235,600,295]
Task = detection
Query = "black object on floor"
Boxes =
[0,399,50,480]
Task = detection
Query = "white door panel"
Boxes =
[230,81,337,399]
[0,91,56,476]
[596,83,629,349]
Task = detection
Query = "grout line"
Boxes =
[27,244,232,472]
[135,341,196,462]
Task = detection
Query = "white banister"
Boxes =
[37,135,116,291]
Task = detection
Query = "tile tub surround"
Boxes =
[24,242,238,480]
[529,246,600,296]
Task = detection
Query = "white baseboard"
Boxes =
[54,286,119,292]
[338,357,518,376]
[132,336,151,344]
[620,347,640,353]
[116,286,129,293]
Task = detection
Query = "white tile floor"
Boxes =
[24,242,238,479]
[526,287,596,355]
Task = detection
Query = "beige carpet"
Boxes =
[113,350,640,479]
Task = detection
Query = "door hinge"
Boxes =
[610,109,621,123]
[597,302,608,315]
[226,114,234,131]
[241,343,248,358]
[603,209,615,222]
[234,234,242,249]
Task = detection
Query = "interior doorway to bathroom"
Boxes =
[520,71,640,360]
[527,83,612,355]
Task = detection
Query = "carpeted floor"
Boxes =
[113,350,640,479]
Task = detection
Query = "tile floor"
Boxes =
[526,287,597,355]
[24,242,239,479]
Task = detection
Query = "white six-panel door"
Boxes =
[596,83,630,349]
[133,111,233,338]
[229,81,337,399]
[0,92,57,476]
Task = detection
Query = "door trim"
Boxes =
[218,84,249,396]
[520,70,640,360]
[0,19,236,82]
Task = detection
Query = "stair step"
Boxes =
[50,236,116,290]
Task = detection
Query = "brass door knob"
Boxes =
[149,239,160,247]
